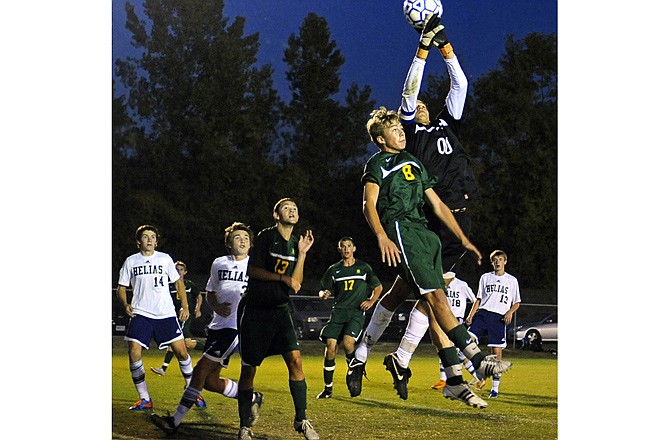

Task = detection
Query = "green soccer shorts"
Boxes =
[319,308,366,343]
[390,220,446,298]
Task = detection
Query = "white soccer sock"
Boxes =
[223,378,239,398]
[438,360,447,381]
[178,354,193,387]
[130,360,150,400]
[395,307,429,369]
[173,386,200,425]
[354,303,394,362]
[491,374,501,392]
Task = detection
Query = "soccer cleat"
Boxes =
[383,353,412,400]
[346,357,367,397]
[442,382,488,409]
[475,355,512,379]
[250,391,264,427]
[150,412,178,434]
[129,398,153,411]
[237,426,253,440]
[196,395,207,408]
[150,367,166,376]
[489,390,499,399]
[316,387,333,399]
[294,419,320,440]
[431,379,447,390]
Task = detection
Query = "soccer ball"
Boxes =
[403,0,443,30]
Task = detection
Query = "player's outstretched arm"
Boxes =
[443,54,468,119]
[424,188,482,265]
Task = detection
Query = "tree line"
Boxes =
[113,1,556,301]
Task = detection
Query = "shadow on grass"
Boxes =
[329,395,507,422]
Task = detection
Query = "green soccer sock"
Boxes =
[446,324,484,368]
[289,379,308,422]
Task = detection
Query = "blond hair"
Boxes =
[367,107,401,148]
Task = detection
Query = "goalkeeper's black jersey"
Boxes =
[402,108,478,209]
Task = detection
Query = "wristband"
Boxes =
[416,47,429,60]
[439,43,454,59]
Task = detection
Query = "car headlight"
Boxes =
[307,317,318,323]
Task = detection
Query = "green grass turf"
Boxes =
[112,337,557,439]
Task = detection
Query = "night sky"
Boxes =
[112,0,558,108]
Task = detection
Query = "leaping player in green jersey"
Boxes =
[345,107,512,401]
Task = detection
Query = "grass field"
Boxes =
[112,337,557,439]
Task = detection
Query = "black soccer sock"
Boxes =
[162,350,175,370]
[289,379,308,422]
[237,388,254,428]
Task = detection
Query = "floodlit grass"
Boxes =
[112,337,557,439]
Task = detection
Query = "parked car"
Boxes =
[112,289,131,335]
[509,312,558,350]
[290,295,334,340]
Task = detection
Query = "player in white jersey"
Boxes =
[117,225,193,411]
[466,250,521,398]
[150,222,264,434]
[151,222,263,433]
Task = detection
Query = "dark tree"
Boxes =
[280,13,377,283]
[113,0,282,280]
[445,33,557,292]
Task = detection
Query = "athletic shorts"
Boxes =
[237,303,300,367]
[389,221,446,298]
[468,309,507,348]
[202,327,239,368]
[124,314,184,350]
[319,308,366,343]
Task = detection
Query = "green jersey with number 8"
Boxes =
[361,150,437,228]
